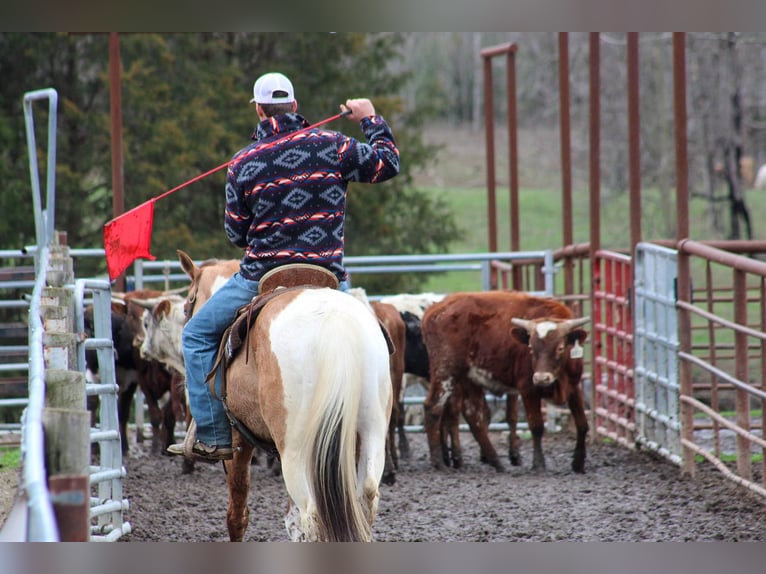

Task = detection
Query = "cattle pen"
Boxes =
[2,33,766,541]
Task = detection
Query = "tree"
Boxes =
[0,33,460,293]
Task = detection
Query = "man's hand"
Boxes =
[341,98,376,122]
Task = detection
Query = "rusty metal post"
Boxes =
[559,32,574,298]
[482,42,518,290]
[589,32,602,436]
[627,33,642,254]
[673,32,694,477]
[482,51,498,288]
[761,280,766,488]
[506,45,522,290]
[110,32,126,293]
[733,268,753,480]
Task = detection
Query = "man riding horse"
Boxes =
[167,71,400,462]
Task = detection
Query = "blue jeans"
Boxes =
[182,272,350,446]
[182,272,260,446]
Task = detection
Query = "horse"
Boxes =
[177,250,393,542]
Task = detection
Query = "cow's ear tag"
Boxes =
[570,340,584,359]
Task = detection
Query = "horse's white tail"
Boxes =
[301,306,372,542]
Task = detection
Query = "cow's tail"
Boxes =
[302,306,372,542]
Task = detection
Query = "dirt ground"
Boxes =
[0,468,19,528]
[118,429,766,542]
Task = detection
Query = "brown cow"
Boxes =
[370,300,406,484]
[421,291,590,473]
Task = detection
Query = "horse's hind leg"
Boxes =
[225,441,255,542]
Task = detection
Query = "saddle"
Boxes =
[203,263,394,457]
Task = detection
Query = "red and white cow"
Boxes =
[421,291,590,473]
[85,290,185,456]
[132,294,187,377]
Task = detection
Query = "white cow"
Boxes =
[132,295,188,377]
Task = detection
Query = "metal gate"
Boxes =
[592,249,635,447]
[634,243,681,464]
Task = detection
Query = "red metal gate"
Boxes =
[592,249,635,448]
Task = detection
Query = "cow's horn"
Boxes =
[511,318,535,331]
[560,316,591,333]
[129,298,158,310]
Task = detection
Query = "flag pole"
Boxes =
[103,109,351,282]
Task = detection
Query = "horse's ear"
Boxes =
[177,250,197,281]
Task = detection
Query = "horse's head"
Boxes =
[177,250,240,320]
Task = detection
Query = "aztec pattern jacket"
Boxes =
[224,112,400,283]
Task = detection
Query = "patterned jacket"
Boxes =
[225,112,400,282]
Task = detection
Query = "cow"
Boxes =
[347,288,406,485]
[85,289,186,456]
[421,291,590,473]
[133,256,276,474]
[378,293,444,457]
[131,294,187,377]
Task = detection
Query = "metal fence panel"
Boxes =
[634,243,681,464]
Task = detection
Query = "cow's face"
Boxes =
[140,307,158,360]
[126,302,147,349]
[137,297,186,375]
[510,317,590,388]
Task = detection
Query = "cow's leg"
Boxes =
[438,406,450,466]
[144,395,164,455]
[116,379,137,455]
[567,388,589,473]
[522,392,546,471]
[461,386,503,472]
[381,371,399,484]
[397,394,410,460]
[381,433,396,486]
[226,439,255,542]
[389,372,408,467]
[396,397,411,461]
[161,401,176,452]
[389,394,399,472]
[440,394,462,468]
[423,378,450,470]
[505,391,522,466]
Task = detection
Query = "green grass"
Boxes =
[419,185,591,293]
[695,453,764,464]
[694,409,763,420]
[422,184,766,255]
[0,447,21,471]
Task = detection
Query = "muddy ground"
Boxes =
[118,429,766,542]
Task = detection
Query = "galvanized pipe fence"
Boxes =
[0,88,130,541]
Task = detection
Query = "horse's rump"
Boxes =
[225,287,392,541]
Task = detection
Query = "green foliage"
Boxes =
[0,32,459,285]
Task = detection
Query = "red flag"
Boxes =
[103,200,157,281]
[101,111,351,282]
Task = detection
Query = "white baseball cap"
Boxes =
[250,72,295,104]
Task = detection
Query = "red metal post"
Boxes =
[482,52,498,283]
[559,33,574,297]
[481,42,518,290]
[673,32,694,476]
[627,33,642,255]
[507,46,522,289]
[109,32,126,292]
[589,33,602,430]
